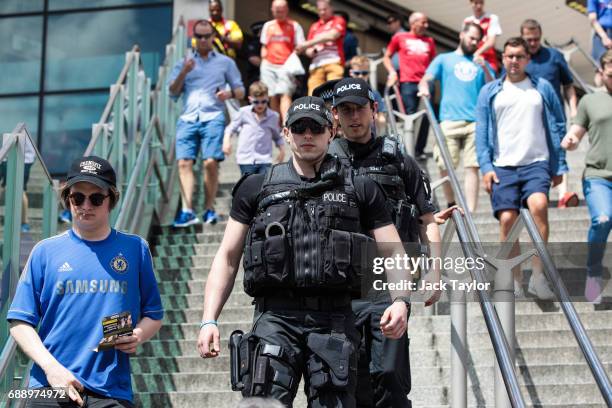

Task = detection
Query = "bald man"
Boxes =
[383,12,436,160]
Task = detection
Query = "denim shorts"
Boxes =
[175,114,226,161]
[491,160,551,218]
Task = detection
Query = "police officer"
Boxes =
[329,77,443,408]
[197,96,411,407]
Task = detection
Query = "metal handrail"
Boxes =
[0,19,186,403]
[422,97,482,246]
[85,45,139,155]
[451,212,526,408]
[520,209,612,405]
[420,95,527,406]
[543,38,598,94]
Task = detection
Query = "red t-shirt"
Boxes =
[307,15,346,69]
[261,19,305,65]
[463,13,502,72]
[387,32,436,83]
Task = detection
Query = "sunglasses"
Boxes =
[290,120,326,135]
[194,32,214,40]
[250,99,269,105]
[69,192,110,207]
[350,70,370,76]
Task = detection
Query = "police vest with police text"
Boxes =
[239,155,373,297]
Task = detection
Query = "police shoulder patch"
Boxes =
[111,254,129,274]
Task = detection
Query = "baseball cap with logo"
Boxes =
[285,96,334,127]
[312,79,341,104]
[332,77,376,108]
[64,156,117,190]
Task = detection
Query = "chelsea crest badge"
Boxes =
[111,254,129,274]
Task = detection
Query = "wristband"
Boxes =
[200,320,218,329]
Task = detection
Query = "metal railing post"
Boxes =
[0,133,24,346]
[126,51,140,171]
[42,180,59,239]
[450,290,467,408]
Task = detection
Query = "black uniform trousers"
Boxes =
[242,296,361,408]
[352,298,411,408]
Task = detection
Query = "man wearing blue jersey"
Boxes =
[7,156,163,407]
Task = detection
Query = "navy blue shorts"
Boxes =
[491,161,551,219]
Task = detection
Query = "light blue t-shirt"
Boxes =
[7,229,164,402]
[426,51,490,122]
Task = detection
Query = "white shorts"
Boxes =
[260,60,296,96]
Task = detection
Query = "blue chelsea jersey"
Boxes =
[7,229,164,402]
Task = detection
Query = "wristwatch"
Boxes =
[393,296,411,307]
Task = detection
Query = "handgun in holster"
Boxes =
[229,330,244,391]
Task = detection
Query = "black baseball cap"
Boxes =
[64,156,117,190]
[285,96,334,127]
[332,77,376,107]
[312,79,340,103]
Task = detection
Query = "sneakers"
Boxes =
[21,223,31,233]
[204,209,218,225]
[527,273,556,300]
[585,276,602,304]
[59,209,72,224]
[173,210,201,228]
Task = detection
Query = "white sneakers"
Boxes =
[527,273,556,300]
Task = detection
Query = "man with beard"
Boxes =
[418,23,493,212]
[329,77,443,408]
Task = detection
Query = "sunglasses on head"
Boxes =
[69,192,110,207]
[250,99,269,105]
[350,70,370,76]
[290,119,326,135]
[194,32,214,40]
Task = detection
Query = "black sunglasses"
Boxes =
[69,192,110,207]
[251,99,269,105]
[350,70,370,76]
[290,120,326,135]
[194,32,214,40]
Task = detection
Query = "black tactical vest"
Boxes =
[328,135,421,243]
[240,155,374,297]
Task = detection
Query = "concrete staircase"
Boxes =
[132,135,611,407]
[407,133,612,407]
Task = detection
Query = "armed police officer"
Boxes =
[328,77,444,408]
[197,96,413,407]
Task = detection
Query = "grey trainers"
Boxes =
[527,273,555,300]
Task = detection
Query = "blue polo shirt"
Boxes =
[7,229,163,402]
[588,0,612,29]
[526,46,573,106]
[167,50,244,122]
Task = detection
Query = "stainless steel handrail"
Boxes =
[521,209,612,405]
[452,211,526,408]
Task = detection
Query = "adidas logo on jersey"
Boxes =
[58,262,73,272]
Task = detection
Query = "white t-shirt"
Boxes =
[493,78,549,167]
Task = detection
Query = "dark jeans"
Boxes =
[239,163,271,176]
[241,299,360,407]
[352,298,411,408]
[26,389,133,408]
[400,82,432,156]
